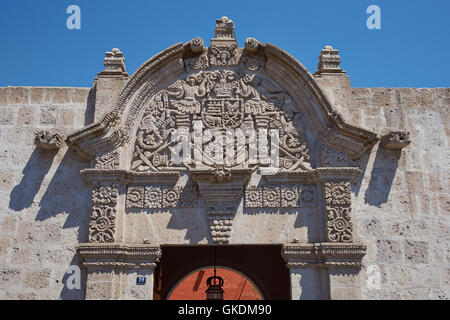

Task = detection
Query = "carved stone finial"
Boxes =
[98,48,128,77]
[215,16,235,39]
[189,37,205,53]
[381,130,411,149]
[211,16,238,50]
[34,129,65,150]
[314,45,345,76]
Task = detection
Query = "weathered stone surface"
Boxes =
[39,106,57,125]
[376,240,402,262]
[24,269,51,289]
[17,106,35,126]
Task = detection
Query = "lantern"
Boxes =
[205,274,224,300]
[205,246,224,300]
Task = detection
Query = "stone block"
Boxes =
[330,287,360,300]
[87,268,115,282]
[17,106,35,126]
[50,88,71,104]
[39,105,57,125]
[404,240,428,264]
[426,172,443,192]
[405,171,425,193]
[7,87,29,104]
[71,88,90,104]
[0,88,7,106]
[86,281,114,300]
[0,171,15,191]
[57,108,75,127]
[376,240,402,263]
[0,268,22,286]
[30,88,46,104]
[0,107,14,125]
[438,194,450,215]
[24,269,51,289]
[387,264,413,287]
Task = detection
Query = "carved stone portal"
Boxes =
[66,16,379,299]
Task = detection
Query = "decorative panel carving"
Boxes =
[245,185,316,208]
[89,185,119,243]
[126,184,197,209]
[323,181,353,243]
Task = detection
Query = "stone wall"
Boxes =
[316,75,449,299]
[0,87,92,299]
[0,80,448,299]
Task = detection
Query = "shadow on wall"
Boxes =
[9,146,90,300]
[84,85,96,126]
[364,145,401,207]
[9,147,91,242]
[9,147,55,211]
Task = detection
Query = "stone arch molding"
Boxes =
[69,17,377,300]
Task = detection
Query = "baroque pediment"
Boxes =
[67,17,377,165]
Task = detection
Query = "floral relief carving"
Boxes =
[126,186,144,209]
[263,187,281,208]
[323,181,353,243]
[92,185,119,205]
[88,206,117,243]
[126,185,197,209]
[245,186,262,208]
[162,188,181,208]
[245,185,316,208]
[144,186,163,209]
[89,184,119,243]
[281,187,299,208]
[326,206,353,243]
[324,182,351,206]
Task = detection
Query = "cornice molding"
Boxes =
[76,243,161,269]
[263,167,362,185]
[81,169,180,185]
[281,243,367,269]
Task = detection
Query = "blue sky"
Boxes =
[0,0,449,88]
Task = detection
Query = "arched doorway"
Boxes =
[167,266,263,300]
[153,245,290,300]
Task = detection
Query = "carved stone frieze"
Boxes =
[88,184,119,243]
[245,184,316,208]
[126,184,197,209]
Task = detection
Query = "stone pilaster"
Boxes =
[88,184,119,243]
[282,243,366,300]
[323,181,353,243]
[77,244,161,300]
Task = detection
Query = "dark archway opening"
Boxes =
[154,245,290,300]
